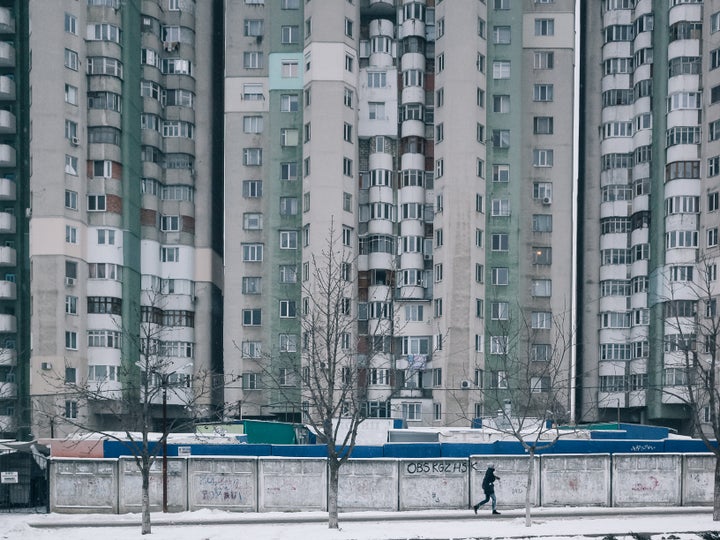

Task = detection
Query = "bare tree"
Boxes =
[659,258,720,520]
[35,289,218,534]
[249,225,401,529]
[477,307,576,527]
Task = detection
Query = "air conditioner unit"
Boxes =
[41,362,52,370]
[70,136,80,147]
[65,277,76,286]
[461,380,473,389]
[542,196,552,205]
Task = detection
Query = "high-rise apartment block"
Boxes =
[2,0,714,441]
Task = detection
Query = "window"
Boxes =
[244,51,264,69]
[243,213,263,230]
[534,51,554,69]
[279,265,297,284]
[531,376,550,393]
[88,195,106,211]
[65,331,78,350]
[243,148,262,166]
[64,400,78,419]
[282,0,300,7]
[493,26,511,44]
[533,214,552,232]
[280,230,298,249]
[97,229,116,245]
[437,53,445,72]
[64,225,77,244]
[402,402,422,421]
[534,116,554,134]
[533,149,554,167]
[493,164,510,183]
[281,60,299,78]
[65,49,79,70]
[280,197,298,216]
[368,71,387,88]
[241,341,262,358]
[532,311,552,329]
[244,19,264,36]
[533,246,552,265]
[490,336,508,355]
[494,0,510,8]
[65,13,77,34]
[242,243,263,261]
[532,279,552,297]
[281,25,300,44]
[280,300,297,318]
[491,199,510,217]
[493,130,510,148]
[534,84,554,102]
[344,88,353,108]
[242,309,262,326]
[345,17,353,37]
[343,158,353,177]
[281,128,299,147]
[280,94,299,112]
[242,276,262,294]
[493,95,510,113]
[492,267,509,285]
[243,116,263,134]
[535,18,555,36]
[343,123,353,142]
[65,367,76,384]
[491,302,509,320]
[493,61,511,79]
[342,226,353,247]
[368,102,385,120]
[65,190,78,210]
[243,180,263,198]
[65,295,78,315]
[491,233,509,251]
[709,228,719,247]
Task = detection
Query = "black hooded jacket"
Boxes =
[481,467,499,494]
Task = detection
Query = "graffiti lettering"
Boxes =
[631,475,659,492]
[405,462,468,475]
[630,444,657,452]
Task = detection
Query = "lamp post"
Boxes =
[162,374,168,513]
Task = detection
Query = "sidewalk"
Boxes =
[7,506,718,540]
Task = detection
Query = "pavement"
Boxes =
[22,505,714,528]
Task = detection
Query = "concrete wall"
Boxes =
[188,457,257,512]
[258,458,326,512]
[612,453,682,507]
[540,454,610,507]
[682,453,714,506]
[398,459,469,511]
[48,453,714,514]
[471,455,539,507]
[50,459,118,514]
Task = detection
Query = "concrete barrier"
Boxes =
[398,458,469,511]
[338,459,398,512]
[471,455,539,509]
[258,458,326,512]
[612,453,682,506]
[50,458,117,514]
[188,457,257,512]
[682,453,714,506]
[541,454,610,507]
[118,457,188,513]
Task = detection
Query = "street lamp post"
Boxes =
[162,375,168,513]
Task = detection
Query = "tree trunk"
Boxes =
[141,462,151,534]
[328,460,340,529]
[714,454,720,521]
[525,451,534,527]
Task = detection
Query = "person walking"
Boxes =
[473,463,501,515]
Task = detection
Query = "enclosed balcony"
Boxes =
[0,414,16,433]
[0,42,14,67]
[0,381,16,398]
[0,314,16,333]
[0,76,15,100]
[0,280,15,300]
[0,246,16,266]
[0,8,14,34]
[0,145,15,167]
[0,178,15,201]
[0,348,15,367]
[0,211,15,234]
[0,110,15,134]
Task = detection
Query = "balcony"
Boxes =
[0,246,16,266]
[0,144,15,167]
[0,76,14,100]
[0,414,16,433]
[0,178,15,200]
[0,42,14,67]
[0,211,15,234]
[0,280,15,300]
[0,110,15,134]
[0,314,16,333]
[0,348,15,367]
[0,8,14,34]
[0,381,16,398]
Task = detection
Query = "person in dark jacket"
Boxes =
[473,463,501,515]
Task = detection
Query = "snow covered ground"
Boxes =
[1,507,718,540]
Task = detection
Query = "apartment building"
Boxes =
[5,0,225,439]
[579,0,720,433]
[225,0,577,427]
